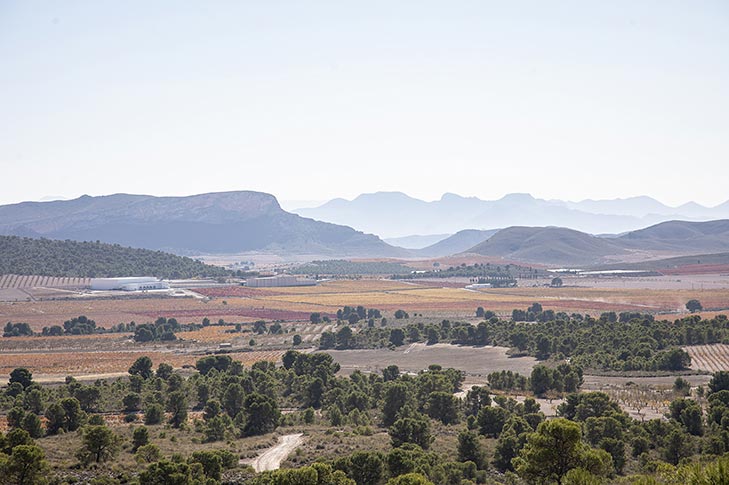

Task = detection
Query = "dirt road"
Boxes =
[243,433,305,472]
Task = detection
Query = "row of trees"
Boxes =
[392,262,538,280]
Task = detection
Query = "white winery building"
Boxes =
[90,277,169,291]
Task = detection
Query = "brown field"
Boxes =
[660,264,729,275]
[0,349,287,377]
[0,274,90,289]
[686,344,729,373]
[327,343,537,377]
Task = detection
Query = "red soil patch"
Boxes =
[659,264,729,275]
[137,308,316,321]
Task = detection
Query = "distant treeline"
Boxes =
[0,235,230,278]
[392,262,542,281]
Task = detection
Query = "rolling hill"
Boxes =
[461,220,729,267]
[590,252,729,273]
[0,191,406,257]
[463,227,626,266]
[617,220,729,252]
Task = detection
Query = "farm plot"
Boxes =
[0,333,128,352]
[0,349,287,377]
[484,287,729,314]
[685,344,729,373]
[0,296,325,331]
[326,343,537,377]
[257,279,417,294]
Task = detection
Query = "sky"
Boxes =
[1,1,728,208]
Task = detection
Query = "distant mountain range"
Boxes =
[0,191,406,258]
[2,191,729,267]
[294,192,729,239]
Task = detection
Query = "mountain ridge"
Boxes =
[294,192,729,238]
[0,191,407,258]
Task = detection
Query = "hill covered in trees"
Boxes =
[0,236,229,278]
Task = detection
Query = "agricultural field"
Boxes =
[3,279,727,331]
[685,344,729,373]
[0,274,90,289]
[0,349,287,380]
[326,342,537,377]
[2,278,728,380]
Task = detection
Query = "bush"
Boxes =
[135,443,162,464]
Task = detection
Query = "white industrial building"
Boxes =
[245,275,316,288]
[90,277,169,291]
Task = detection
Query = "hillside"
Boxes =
[0,191,406,257]
[618,220,729,252]
[464,226,625,266]
[0,235,230,278]
[591,252,729,273]
[415,229,500,257]
[460,220,729,266]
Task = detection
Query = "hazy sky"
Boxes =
[1,1,728,207]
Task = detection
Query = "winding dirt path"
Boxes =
[242,433,305,472]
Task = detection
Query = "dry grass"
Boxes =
[327,343,537,378]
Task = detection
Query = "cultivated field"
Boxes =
[2,279,728,379]
[0,349,287,380]
[686,344,729,373]
[326,343,537,377]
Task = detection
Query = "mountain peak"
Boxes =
[498,193,536,204]
[354,191,416,201]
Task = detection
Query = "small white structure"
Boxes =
[465,283,492,290]
[90,277,169,291]
[246,275,317,288]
